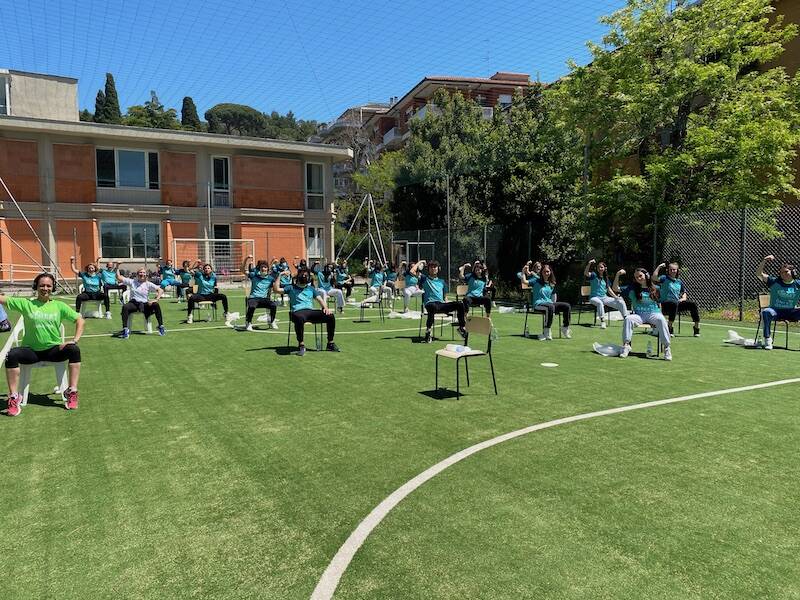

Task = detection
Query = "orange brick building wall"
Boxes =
[161,151,197,207]
[53,143,96,203]
[0,139,39,202]
[233,156,304,210]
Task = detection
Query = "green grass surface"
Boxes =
[1,294,798,599]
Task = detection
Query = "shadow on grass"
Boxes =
[419,389,462,400]
[21,393,65,409]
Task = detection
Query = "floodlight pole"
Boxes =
[446,174,451,285]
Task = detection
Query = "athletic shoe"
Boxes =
[619,344,631,358]
[544,327,553,341]
[600,319,607,330]
[668,323,674,335]
[457,327,467,340]
[270,320,279,330]
[326,342,341,352]
[6,394,21,417]
[105,311,112,320]
[296,345,306,356]
[245,323,254,332]
[64,389,79,410]
[158,325,166,336]
[121,327,130,339]
[561,327,572,339]
[664,347,672,361]
[764,337,773,350]
[424,330,433,344]
[186,315,193,324]
[693,326,700,337]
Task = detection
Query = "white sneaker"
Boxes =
[764,337,773,350]
[619,344,631,358]
[599,319,607,329]
[561,326,572,339]
[541,327,551,340]
[245,323,254,332]
[186,315,193,324]
[271,320,279,330]
[664,347,672,361]
[546,328,553,340]
[105,311,112,320]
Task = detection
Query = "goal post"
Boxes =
[172,238,255,285]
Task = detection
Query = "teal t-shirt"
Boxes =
[658,275,684,303]
[767,276,800,309]
[588,272,608,299]
[527,275,554,306]
[79,272,102,293]
[160,265,176,279]
[177,269,193,285]
[316,272,333,291]
[286,283,318,311]
[99,268,117,286]
[194,272,217,295]
[369,268,385,287]
[336,270,349,284]
[404,270,419,287]
[621,285,661,315]
[420,274,446,303]
[465,273,486,297]
[386,270,398,282]
[248,269,275,298]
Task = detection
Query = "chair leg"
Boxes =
[523,310,529,337]
[785,322,789,350]
[489,352,497,395]
[456,358,460,399]
[435,354,439,390]
[465,356,470,386]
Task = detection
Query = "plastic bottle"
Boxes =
[646,341,654,358]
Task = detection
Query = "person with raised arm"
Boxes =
[314,262,345,313]
[583,258,628,329]
[70,256,111,319]
[613,267,672,360]
[652,261,701,337]
[334,258,355,300]
[362,259,392,306]
[118,268,166,339]
[756,255,800,350]
[186,262,233,325]
[411,259,466,343]
[241,255,279,331]
[400,260,423,313]
[1,273,84,416]
[459,262,492,315]
[98,258,126,311]
[522,262,572,340]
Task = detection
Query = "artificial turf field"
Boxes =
[2,292,799,599]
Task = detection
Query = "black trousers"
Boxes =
[463,295,491,315]
[661,300,700,323]
[175,283,190,298]
[103,284,127,296]
[535,302,571,327]
[335,281,354,298]
[76,291,110,312]
[187,293,229,314]
[485,286,497,300]
[425,301,466,329]
[246,297,277,323]
[6,344,81,368]
[291,309,335,343]
[121,301,164,327]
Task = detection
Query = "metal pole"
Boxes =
[72,227,78,291]
[527,222,532,260]
[652,211,658,268]
[336,194,368,260]
[738,206,747,321]
[483,223,487,261]
[144,229,148,273]
[446,174,451,285]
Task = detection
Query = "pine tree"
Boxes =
[79,109,94,122]
[93,90,106,122]
[102,73,122,124]
[181,96,202,131]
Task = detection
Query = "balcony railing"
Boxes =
[212,190,230,208]
[383,126,403,146]
[411,104,440,121]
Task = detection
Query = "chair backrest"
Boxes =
[456,284,469,297]
[466,315,493,342]
[580,285,591,298]
[192,284,199,293]
[758,293,770,309]
[79,284,85,293]
[520,280,530,290]
[394,279,406,291]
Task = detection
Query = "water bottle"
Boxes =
[490,327,499,342]
[315,335,322,351]
[646,341,654,358]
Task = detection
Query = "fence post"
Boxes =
[738,206,747,321]
[652,212,658,268]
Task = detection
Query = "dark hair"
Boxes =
[667,262,681,278]
[32,272,56,290]
[781,263,798,279]
[203,263,212,269]
[472,262,487,281]
[630,268,652,301]
[84,263,97,273]
[294,267,311,285]
[428,260,440,269]
[256,260,269,270]
[182,260,190,267]
[592,261,610,287]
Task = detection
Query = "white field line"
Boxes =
[310,377,800,600]
[76,325,424,339]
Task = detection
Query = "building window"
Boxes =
[499,94,513,107]
[100,222,160,259]
[307,227,324,259]
[212,156,230,207]
[95,148,159,189]
[306,163,324,210]
[0,76,8,115]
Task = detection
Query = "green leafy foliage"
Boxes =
[181,96,202,131]
[205,104,319,140]
[123,91,181,130]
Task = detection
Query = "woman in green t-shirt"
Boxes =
[1,273,85,417]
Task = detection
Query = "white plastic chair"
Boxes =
[78,285,104,319]
[5,320,70,406]
[121,290,154,333]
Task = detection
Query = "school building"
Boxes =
[0,69,351,282]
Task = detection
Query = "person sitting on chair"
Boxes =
[411,259,466,344]
[613,268,672,360]
[186,262,232,325]
[401,261,424,313]
[652,261,700,337]
[70,257,111,319]
[523,262,572,340]
[158,259,181,295]
[1,273,84,416]
[335,259,355,300]
[174,260,194,302]
[118,268,166,338]
[756,255,800,350]
[315,262,345,313]
[242,255,278,331]
[363,259,392,306]
[273,266,340,356]
[459,262,492,315]
[272,257,293,306]
[99,259,125,309]
[584,258,628,329]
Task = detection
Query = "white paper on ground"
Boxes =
[593,342,624,357]
[498,306,515,314]
[540,362,559,367]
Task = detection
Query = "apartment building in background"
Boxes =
[0,69,351,281]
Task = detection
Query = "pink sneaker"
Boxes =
[64,389,79,410]
[6,394,21,417]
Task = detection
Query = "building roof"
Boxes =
[0,68,78,83]
[0,114,353,160]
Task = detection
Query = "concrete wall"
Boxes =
[7,71,78,121]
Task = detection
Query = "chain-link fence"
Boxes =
[661,205,800,316]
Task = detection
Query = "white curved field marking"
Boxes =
[311,377,800,600]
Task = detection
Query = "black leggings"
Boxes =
[104,284,127,296]
[463,295,491,315]
[336,281,354,298]
[76,291,110,312]
[425,301,466,329]
[246,297,277,323]
[485,286,497,301]
[661,300,700,323]
[6,344,81,369]
[121,301,164,327]
[535,302,571,328]
[291,309,335,343]
[187,293,229,314]
[175,283,190,298]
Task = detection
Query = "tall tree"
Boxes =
[181,96,202,131]
[124,91,181,129]
[93,90,105,123]
[205,103,267,136]
[101,73,122,123]
[79,109,93,122]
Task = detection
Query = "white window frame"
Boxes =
[0,75,9,116]
[211,155,230,191]
[307,226,324,259]
[96,147,160,190]
[305,161,325,211]
[99,221,161,260]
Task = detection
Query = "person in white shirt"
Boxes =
[117,268,165,339]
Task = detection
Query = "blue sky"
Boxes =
[0,0,627,123]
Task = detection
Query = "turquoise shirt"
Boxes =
[79,272,102,293]
[336,270,349,284]
[99,268,117,286]
[160,265,176,279]
[527,275,554,306]
[588,272,609,299]
[316,272,333,291]
[286,283,318,311]
[767,276,800,309]
[386,270,398,282]
[248,269,275,298]
[194,272,217,295]
[420,274,446,304]
[404,270,419,287]
[620,285,661,315]
[658,275,684,303]
[369,268,385,287]
[177,269,193,285]
[465,273,486,297]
